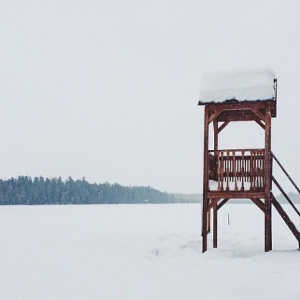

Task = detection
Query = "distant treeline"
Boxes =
[0,176,182,205]
[276,192,300,204]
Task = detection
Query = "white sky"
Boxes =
[1,0,300,193]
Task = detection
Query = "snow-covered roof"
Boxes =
[198,69,276,104]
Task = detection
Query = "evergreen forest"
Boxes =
[0,176,179,205]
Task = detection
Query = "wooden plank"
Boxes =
[208,109,222,124]
[218,113,257,122]
[207,191,265,199]
[208,148,264,153]
[218,121,230,133]
[200,100,276,113]
[251,107,266,122]
[254,117,265,129]
[208,198,220,211]
[250,198,266,212]
[211,102,276,122]
[217,198,230,210]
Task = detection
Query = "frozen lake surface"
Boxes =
[0,203,299,299]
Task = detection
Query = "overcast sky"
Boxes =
[1,0,300,193]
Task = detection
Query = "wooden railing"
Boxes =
[270,152,300,247]
[271,152,300,218]
[208,149,265,191]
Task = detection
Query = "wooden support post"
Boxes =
[202,196,208,252]
[207,119,219,234]
[213,204,218,248]
[264,105,272,252]
[213,119,218,152]
[265,194,272,252]
[207,209,211,234]
[202,106,209,253]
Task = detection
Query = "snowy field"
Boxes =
[0,203,299,300]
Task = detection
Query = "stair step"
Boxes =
[271,193,300,243]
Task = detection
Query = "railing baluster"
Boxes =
[220,151,224,191]
[256,151,258,189]
[246,153,249,182]
[250,150,254,190]
[237,156,240,182]
[233,151,237,191]
[259,151,264,188]
[217,151,221,191]
[254,150,258,190]
[231,152,233,182]
[226,151,230,191]
[238,156,240,182]
[241,150,245,191]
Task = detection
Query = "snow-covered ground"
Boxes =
[0,203,299,300]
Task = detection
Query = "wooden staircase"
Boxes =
[271,152,300,249]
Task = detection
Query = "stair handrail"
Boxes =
[272,176,300,217]
[271,151,300,194]
[271,150,300,247]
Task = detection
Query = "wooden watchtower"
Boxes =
[198,69,300,252]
